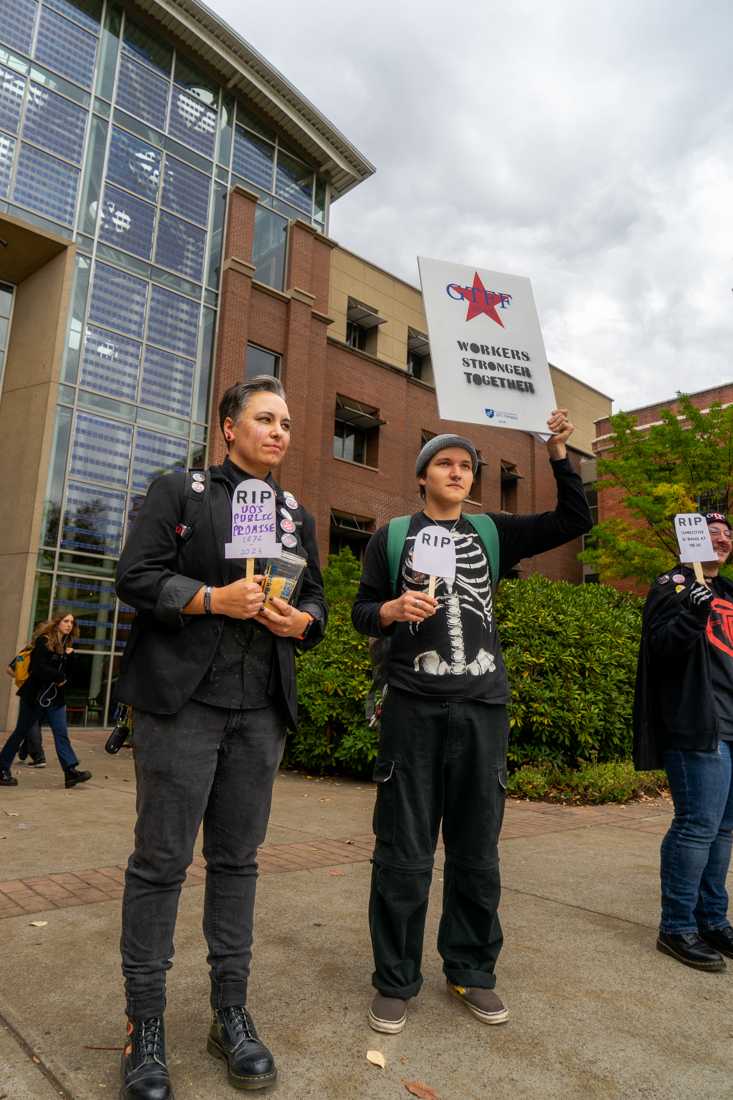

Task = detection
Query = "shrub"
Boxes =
[507,761,668,804]
[496,574,643,768]
[292,553,645,782]
[289,549,376,776]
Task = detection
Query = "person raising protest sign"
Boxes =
[634,512,733,972]
[114,376,326,1098]
[352,410,591,1034]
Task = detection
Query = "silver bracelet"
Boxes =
[203,586,213,614]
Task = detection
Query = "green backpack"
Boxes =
[386,513,500,594]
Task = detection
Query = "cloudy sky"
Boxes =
[211,0,732,413]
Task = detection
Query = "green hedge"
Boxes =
[290,552,644,781]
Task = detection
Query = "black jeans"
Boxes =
[369,688,508,999]
[121,699,286,1017]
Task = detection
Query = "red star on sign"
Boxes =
[463,272,505,326]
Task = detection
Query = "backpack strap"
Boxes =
[464,513,500,588]
[387,515,411,595]
[179,469,210,536]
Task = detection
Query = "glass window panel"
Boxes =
[0,132,14,198]
[232,126,272,192]
[13,142,79,225]
[246,344,279,378]
[62,252,90,382]
[140,344,193,418]
[131,426,187,493]
[147,284,198,358]
[161,154,209,225]
[0,64,25,135]
[107,125,160,200]
[235,104,274,142]
[43,0,101,35]
[116,54,168,130]
[122,18,171,77]
[0,281,12,318]
[88,261,148,338]
[98,182,155,259]
[31,572,52,633]
[0,0,37,56]
[114,601,135,652]
[314,177,326,224]
[252,205,287,291]
[173,55,216,104]
[78,387,135,420]
[53,574,117,647]
[206,182,226,289]
[35,7,98,89]
[94,1,120,100]
[23,81,87,162]
[217,93,234,168]
[27,63,89,106]
[168,83,215,158]
[78,112,106,233]
[70,410,133,487]
[41,404,72,546]
[195,305,215,423]
[80,323,140,400]
[154,209,204,282]
[61,480,125,555]
[275,148,313,215]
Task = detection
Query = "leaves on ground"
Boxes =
[29,920,48,927]
[402,1080,440,1100]
[366,1049,386,1069]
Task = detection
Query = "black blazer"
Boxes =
[115,465,327,728]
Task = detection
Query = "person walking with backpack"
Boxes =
[0,613,92,788]
[5,648,43,766]
[352,412,592,1034]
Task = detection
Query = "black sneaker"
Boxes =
[27,758,47,768]
[121,1015,174,1099]
[0,769,18,786]
[208,1006,277,1090]
[699,926,733,960]
[657,931,726,972]
[64,767,92,789]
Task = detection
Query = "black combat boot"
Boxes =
[207,1005,277,1090]
[64,766,92,788]
[120,1015,174,1099]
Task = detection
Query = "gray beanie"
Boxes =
[415,433,479,477]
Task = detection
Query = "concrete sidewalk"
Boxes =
[2,730,732,1100]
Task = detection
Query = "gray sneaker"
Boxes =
[368,993,408,1034]
[447,982,509,1024]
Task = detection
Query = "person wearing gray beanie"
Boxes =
[352,408,593,1036]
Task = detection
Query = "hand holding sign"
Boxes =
[674,513,715,584]
[225,479,282,579]
[413,525,457,597]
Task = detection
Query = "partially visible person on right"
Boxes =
[634,511,733,972]
[0,612,92,789]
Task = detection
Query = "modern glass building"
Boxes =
[0,0,373,727]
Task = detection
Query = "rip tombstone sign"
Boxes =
[225,479,282,579]
[674,512,715,584]
[412,525,457,597]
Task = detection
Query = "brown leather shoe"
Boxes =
[368,993,408,1034]
[447,982,509,1024]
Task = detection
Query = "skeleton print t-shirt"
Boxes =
[381,514,508,702]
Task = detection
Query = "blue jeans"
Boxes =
[0,698,78,772]
[661,741,733,934]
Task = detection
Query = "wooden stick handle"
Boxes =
[428,576,436,598]
[693,561,705,584]
[245,559,254,582]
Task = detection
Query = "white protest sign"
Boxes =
[674,513,715,563]
[225,479,282,562]
[412,525,457,586]
[417,256,557,435]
